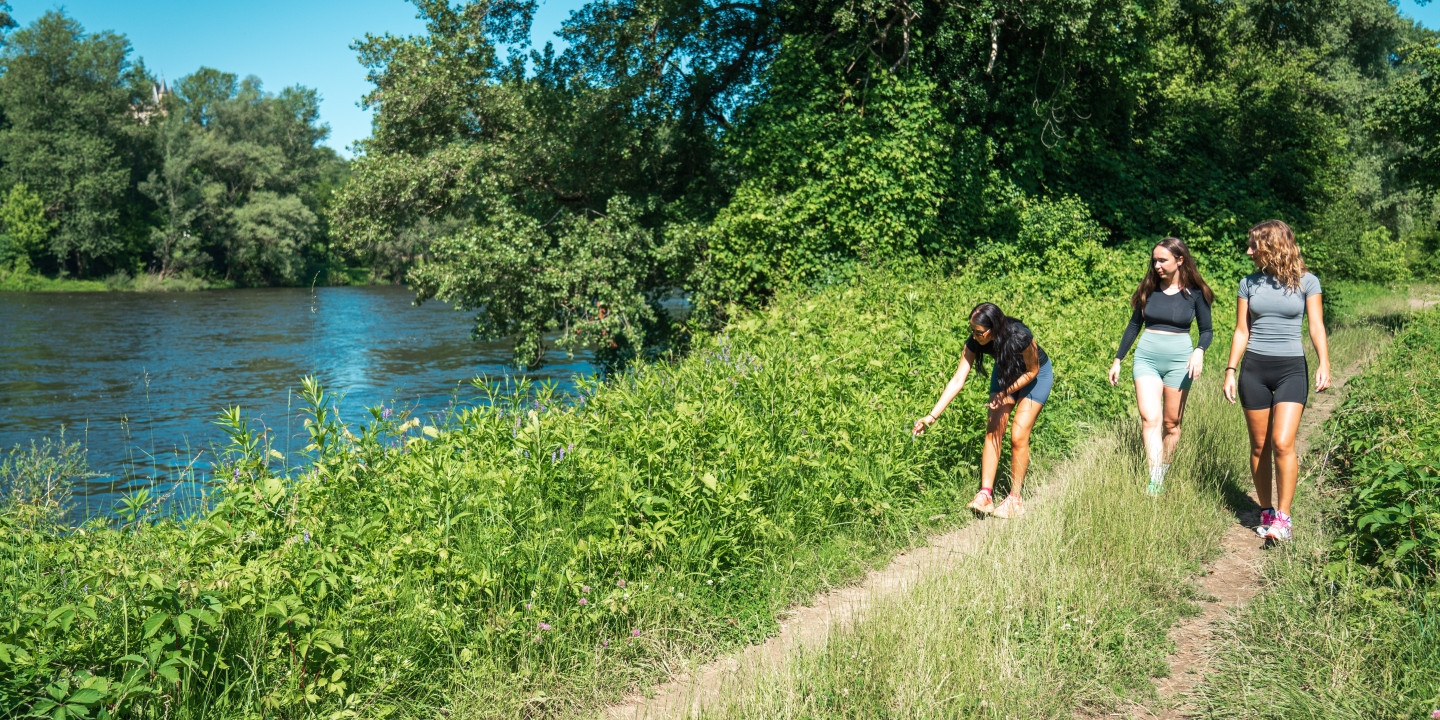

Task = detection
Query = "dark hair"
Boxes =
[1131,237,1215,310]
[969,302,1031,389]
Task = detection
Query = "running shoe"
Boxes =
[967,491,995,515]
[993,494,1025,519]
[1145,478,1164,496]
[1264,513,1292,541]
[1256,508,1276,539]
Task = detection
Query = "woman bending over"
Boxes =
[1222,220,1330,541]
[1109,237,1214,495]
[912,303,1054,519]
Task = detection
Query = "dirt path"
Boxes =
[605,465,1077,720]
[1138,351,1371,720]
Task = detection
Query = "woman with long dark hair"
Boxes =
[1222,220,1330,542]
[1109,237,1214,494]
[912,302,1054,519]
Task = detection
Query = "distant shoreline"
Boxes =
[0,267,383,293]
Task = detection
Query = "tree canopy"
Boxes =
[337,0,1440,367]
[0,10,346,285]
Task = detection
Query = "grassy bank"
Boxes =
[690,284,1400,719]
[0,265,376,292]
[1195,298,1440,719]
[0,260,1143,719]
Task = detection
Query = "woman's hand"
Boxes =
[911,415,935,436]
[1108,359,1122,386]
[1315,362,1331,392]
[1223,369,1238,404]
[1187,348,1205,380]
[986,392,1012,410]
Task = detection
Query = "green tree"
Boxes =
[0,183,54,273]
[0,10,151,277]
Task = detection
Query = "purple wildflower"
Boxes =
[602,639,610,648]
[303,530,311,543]
[525,602,532,610]
[578,598,588,606]
[582,585,590,593]
[617,579,626,588]
[381,406,393,420]
[539,622,551,631]
[631,628,640,637]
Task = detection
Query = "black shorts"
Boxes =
[1238,352,1309,410]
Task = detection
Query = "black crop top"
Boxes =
[965,320,1050,374]
[1114,288,1213,360]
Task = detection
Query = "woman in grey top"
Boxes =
[1222,220,1331,542]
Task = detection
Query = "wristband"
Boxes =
[1225,366,1237,373]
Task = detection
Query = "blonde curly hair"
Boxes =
[1248,220,1307,291]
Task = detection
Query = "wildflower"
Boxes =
[303,530,311,543]
[1431,711,1440,720]
[676,593,684,599]
[538,622,551,631]
[578,598,588,606]
[623,593,630,599]
[706,579,713,585]
[382,406,393,420]
[602,639,610,648]
[617,579,626,588]
[632,629,641,637]
[582,585,590,593]
[525,602,532,610]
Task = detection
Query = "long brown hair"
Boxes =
[1130,237,1215,311]
[1248,220,1307,291]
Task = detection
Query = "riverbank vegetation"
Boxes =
[0,6,354,290]
[0,223,1146,718]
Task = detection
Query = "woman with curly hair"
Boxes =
[1110,237,1215,495]
[912,302,1054,519]
[1222,220,1331,541]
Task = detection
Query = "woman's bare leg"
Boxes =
[1135,377,1166,469]
[981,403,1013,492]
[1243,407,1275,508]
[1161,385,1191,463]
[1268,402,1306,515]
[1008,398,1044,494]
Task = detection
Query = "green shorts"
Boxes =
[1133,331,1195,390]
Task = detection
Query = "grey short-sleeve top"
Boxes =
[1238,272,1322,357]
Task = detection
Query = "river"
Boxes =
[0,286,594,519]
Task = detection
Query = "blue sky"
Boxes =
[11,1,1439,159]
[10,0,583,158]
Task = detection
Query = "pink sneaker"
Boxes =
[1265,512,1292,541]
[1256,508,1275,538]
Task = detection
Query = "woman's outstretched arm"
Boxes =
[913,347,977,435]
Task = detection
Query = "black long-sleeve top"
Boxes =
[1114,288,1213,359]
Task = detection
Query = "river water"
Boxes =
[0,286,594,518]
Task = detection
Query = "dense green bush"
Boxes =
[1328,307,1440,580]
[0,250,1158,717]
